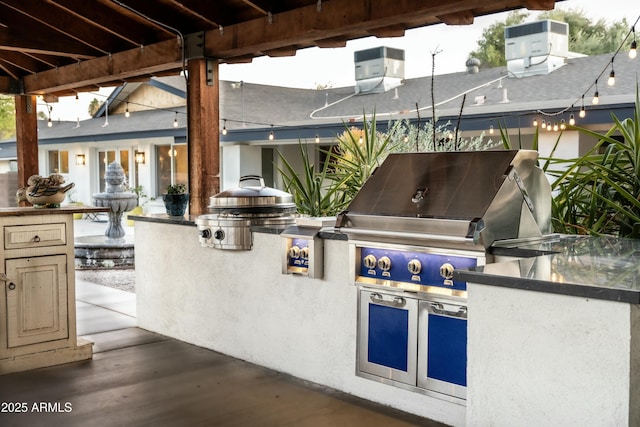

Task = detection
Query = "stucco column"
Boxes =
[187,58,220,215]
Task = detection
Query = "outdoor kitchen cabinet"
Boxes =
[0,209,98,374]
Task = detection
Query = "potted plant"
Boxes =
[162,183,189,217]
[65,190,85,219]
[126,185,154,225]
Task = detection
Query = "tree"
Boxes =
[88,98,101,116]
[0,95,16,141]
[539,9,629,56]
[469,9,630,69]
[468,11,528,68]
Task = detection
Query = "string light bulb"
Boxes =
[579,96,586,118]
[630,27,637,59]
[268,125,274,141]
[533,118,538,127]
[541,119,546,129]
[560,119,566,131]
[47,104,53,127]
[569,113,575,126]
[489,124,494,135]
[315,134,320,143]
[222,119,227,135]
[608,64,615,86]
[592,80,599,105]
[125,102,130,118]
[173,112,179,128]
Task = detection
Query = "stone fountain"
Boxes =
[93,162,138,240]
[74,162,138,269]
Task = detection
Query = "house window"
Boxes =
[98,149,130,192]
[48,150,69,174]
[156,144,187,196]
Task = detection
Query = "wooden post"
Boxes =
[187,58,220,215]
[15,95,39,204]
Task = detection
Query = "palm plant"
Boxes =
[545,89,640,237]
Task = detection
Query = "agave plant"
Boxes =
[276,141,350,217]
[545,89,640,237]
[324,112,400,203]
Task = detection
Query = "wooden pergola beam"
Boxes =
[14,95,39,190]
[203,0,544,58]
[187,58,220,214]
[21,38,183,95]
[8,0,557,96]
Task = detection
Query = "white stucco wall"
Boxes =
[134,221,466,426]
[467,281,632,426]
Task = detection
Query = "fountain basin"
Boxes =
[75,234,135,269]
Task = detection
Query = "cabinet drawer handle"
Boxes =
[370,293,407,308]
[8,282,15,290]
[33,235,41,242]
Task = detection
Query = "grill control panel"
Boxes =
[281,228,324,279]
[357,247,478,291]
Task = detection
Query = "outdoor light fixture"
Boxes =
[592,80,600,105]
[579,96,586,118]
[489,124,494,135]
[76,154,86,166]
[315,134,320,143]
[125,102,130,118]
[608,68,615,86]
[569,114,575,126]
[222,119,227,135]
[173,112,179,128]
[533,118,538,127]
[135,151,145,164]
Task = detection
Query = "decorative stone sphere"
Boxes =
[105,161,126,193]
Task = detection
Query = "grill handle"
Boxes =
[340,227,474,244]
[370,293,406,308]
[428,302,467,319]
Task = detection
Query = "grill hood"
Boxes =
[335,150,552,250]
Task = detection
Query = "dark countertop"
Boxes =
[129,213,197,226]
[129,213,349,240]
[0,206,109,216]
[456,235,640,304]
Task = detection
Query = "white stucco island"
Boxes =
[133,216,640,427]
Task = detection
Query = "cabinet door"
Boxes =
[358,290,418,386]
[5,255,68,348]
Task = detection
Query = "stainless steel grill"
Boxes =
[337,150,551,404]
[197,175,296,250]
[336,150,551,251]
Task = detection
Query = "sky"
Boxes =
[43,0,639,121]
